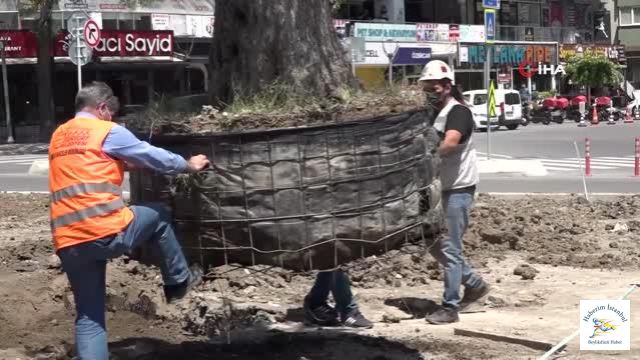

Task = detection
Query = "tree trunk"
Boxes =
[37,0,55,142]
[209,0,357,106]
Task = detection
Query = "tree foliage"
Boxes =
[564,53,623,89]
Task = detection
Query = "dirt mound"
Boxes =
[6,193,640,359]
[126,87,427,135]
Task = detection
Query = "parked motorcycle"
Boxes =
[568,95,588,123]
[530,97,567,124]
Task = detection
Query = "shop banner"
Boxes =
[392,47,431,65]
[559,44,624,63]
[185,15,214,38]
[353,22,416,42]
[416,23,448,42]
[0,30,37,58]
[417,23,485,43]
[459,25,485,42]
[464,44,556,65]
[56,30,174,57]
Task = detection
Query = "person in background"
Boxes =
[48,81,210,360]
[303,270,373,328]
[418,60,490,325]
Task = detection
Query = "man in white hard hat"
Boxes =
[419,60,490,324]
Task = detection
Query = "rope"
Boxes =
[538,284,639,360]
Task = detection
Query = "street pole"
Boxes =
[485,45,491,160]
[76,19,83,90]
[1,41,13,144]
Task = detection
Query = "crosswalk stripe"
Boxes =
[0,159,45,164]
[476,152,513,159]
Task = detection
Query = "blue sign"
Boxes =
[485,9,496,43]
[392,47,432,65]
[482,0,500,9]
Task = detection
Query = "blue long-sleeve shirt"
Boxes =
[76,112,189,174]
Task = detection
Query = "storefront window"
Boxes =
[0,13,18,29]
[102,12,118,30]
[619,7,640,26]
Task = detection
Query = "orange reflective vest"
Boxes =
[48,116,134,251]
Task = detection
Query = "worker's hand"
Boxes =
[187,154,210,173]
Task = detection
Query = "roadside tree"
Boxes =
[564,53,623,103]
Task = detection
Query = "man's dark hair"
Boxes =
[74,81,119,113]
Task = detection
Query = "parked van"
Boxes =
[462,89,523,131]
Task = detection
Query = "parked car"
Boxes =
[463,89,523,131]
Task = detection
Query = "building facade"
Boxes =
[335,0,622,95]
[615,0,640,88]
[0,0,214,142]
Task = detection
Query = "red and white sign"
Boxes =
[83,19,101,48]
[56,30,174,57]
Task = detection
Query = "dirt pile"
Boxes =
[126,87,427,135]
[4,193,640,359]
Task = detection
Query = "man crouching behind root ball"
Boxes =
[419,60,490,324]
[48,81,210,360]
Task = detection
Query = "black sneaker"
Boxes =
[425,306,459,325]
[164,264,204,304]
[304,298,339,326]
[342,310,374,329]
[460,281,491,310]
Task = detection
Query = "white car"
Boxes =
[463,89,523,131]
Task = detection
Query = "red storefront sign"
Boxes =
[0,30,38,58]
[55,30,174,57]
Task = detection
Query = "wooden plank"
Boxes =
[453,328,567,352]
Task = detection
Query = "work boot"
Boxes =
[303,297,339,326]
[342,309,374,329]
[164,264,204,304]
[460,281,491,310]
[425,306,459,325]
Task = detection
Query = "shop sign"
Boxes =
[559,44,623,63]
[353,22,416,42]
[56,30,174,57]
[392,47,431,65]
[0,30,37,58]
[465,45,555,65]
[416,23,485,43]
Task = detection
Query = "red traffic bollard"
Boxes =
[585,137,591,177]
[635,137,640,177]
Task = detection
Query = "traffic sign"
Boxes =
[69,38,92,66]
[83,19,101,48]
[482,0,500,9]
[67,12,88,34]
[488,80,497,118]
[484,9,496,44]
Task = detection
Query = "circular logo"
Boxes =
[518,60,537,78]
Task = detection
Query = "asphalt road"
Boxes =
[3,120,640,194]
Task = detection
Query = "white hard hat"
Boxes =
[418,60,455,83]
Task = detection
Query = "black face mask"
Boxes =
[426,92,443,110]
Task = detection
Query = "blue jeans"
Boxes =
[306,270,358,317]
[429,191,483,309]
[57,203,190,360]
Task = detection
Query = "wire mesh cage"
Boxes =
[129,109,442,271]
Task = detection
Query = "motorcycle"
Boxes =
[568,95,588,123]
[530,97,567,124]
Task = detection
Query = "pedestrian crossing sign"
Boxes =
[488,80,497,118]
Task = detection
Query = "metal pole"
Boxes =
[2,42,13,144]
[485,44,491,160]
[76,22,82,90]
[388,55,393,87]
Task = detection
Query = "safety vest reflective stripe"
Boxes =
[50,198,126,230]
[50,182,122,203]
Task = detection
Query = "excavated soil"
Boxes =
[3,192,640,359]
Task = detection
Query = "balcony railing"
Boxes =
[497,25,591,44]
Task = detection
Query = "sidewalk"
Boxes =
[0,143,48,156]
